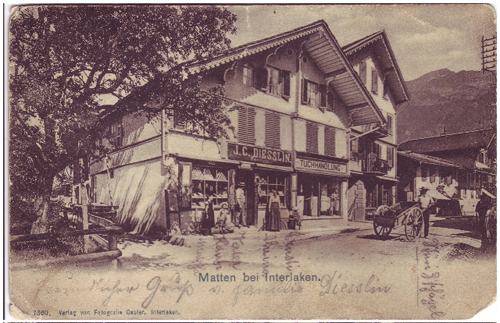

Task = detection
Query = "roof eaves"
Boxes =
[322,24,386,124]
[343,30,410,103]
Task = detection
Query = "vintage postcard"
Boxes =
[7,4,497,320]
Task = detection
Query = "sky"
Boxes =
[225,4,496,81]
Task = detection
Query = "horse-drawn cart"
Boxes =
[373,202,423,241]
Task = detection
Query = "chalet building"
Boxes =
[342,31,410,220]
[86,21,408,235]
[398,129,496,216]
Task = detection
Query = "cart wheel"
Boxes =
[405,207,423,242]
[373,219,392,237]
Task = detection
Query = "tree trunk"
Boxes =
[30,174,56,234]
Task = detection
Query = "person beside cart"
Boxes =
[418,187,434,239]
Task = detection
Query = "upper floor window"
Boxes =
[386,114,393,136]
[383,81,389,100]
[302,79,333,111]
[359,61,367,85]
[108,118,124,148]
[371,69,378,94]
[243,64,290,98]
[243,64,254,87]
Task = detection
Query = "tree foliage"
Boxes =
[9,5,237,232]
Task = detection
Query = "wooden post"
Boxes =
[108,232,118,250]
[82,185,89,253]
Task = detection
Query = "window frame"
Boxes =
[243,64,254,87]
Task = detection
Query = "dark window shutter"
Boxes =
[320,84,327,108]
[371,69,378,94]
[327,92,334,111]
[387,115,393,135]
[238,107,248,144]
[282,70,291,97]
[387,147,394,168]
[306,122,318,154]
[359,62,367,84]
[255,67,268,90]
[265,112,281,149]
[247,107,256,144]
[325,126,336,157]
[302,79,308,104]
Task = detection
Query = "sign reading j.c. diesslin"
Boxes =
[227,143,292,167]
[296,157,347,174]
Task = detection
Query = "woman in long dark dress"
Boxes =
[202,195,215,235]
[266,190,281,231]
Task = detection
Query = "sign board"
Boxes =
[227,143,292,167]
[295,157,347,175]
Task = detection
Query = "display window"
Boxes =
[191,166,228,209]
[298,175,341,217]
[256,173,288,208]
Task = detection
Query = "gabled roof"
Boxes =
[185,20,385,126]
[398,151,462,169]
[343,30,410,104]
[398,129,496,153]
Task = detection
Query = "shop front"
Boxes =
[294,152,349,229]
[227,142,293,230]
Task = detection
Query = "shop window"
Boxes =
[265,112,281,149]
[306,122,319,154]
[324,126,336,157]
[359,61,367,85]
[298,176,340,217]
[238,106,256,145]
[243,64,254,87]
[191,166,228,209]
[257,173,287,208]
[371,69,378,94]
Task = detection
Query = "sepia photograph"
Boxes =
[7,4,497,320]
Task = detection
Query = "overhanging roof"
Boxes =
[398,151,461,169]
[343,30,410,104]
[185,20,385,126]
[398,129,496,153]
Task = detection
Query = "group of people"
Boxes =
[199,188,282,234]
[418,186,497,246]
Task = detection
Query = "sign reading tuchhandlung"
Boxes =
[295,157,347,174]
[227,143,292,167]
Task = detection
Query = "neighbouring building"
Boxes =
[398,129,496,216]
[342,31,410,220]
[86,21,407,235]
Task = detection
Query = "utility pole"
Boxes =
[481,34,496,79]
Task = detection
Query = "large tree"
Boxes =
[9,5,236,233]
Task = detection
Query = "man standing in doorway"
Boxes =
[236,184,247,227]
[418,187,434,238]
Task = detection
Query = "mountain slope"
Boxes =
[397,69,496,144]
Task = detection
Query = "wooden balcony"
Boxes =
[363,154,390,175]
[361,122,389,139]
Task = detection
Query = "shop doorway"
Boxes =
[235,171,255,226]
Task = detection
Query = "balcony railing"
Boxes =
[363,154,390,175]
[361,122,389,138]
